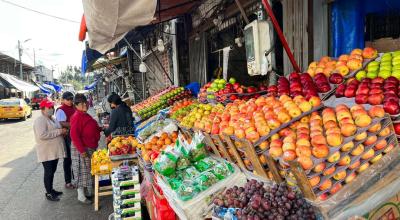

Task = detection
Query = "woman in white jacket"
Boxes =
[33,100,67,201]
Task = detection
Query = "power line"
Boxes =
[0,0,80,24]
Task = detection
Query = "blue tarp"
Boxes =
[84,80,98,90]
[44,82,62,92]
[81,44,102,74]
[331,0,400,57]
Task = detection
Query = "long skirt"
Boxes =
[71,143,95,192]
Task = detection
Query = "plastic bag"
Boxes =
[194,171,218,191]
[153,149,179,176]
[183,166,201,180]
[211,162,234,180]
[189,132,207,162]
[175,138,191,170]
[176,180,198,201]
[194,157,218,172]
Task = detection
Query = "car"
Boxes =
[31,93,47,110]
[0,98,32,121]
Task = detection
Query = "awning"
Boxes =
[84,80,98,91]
[81,0,201,53]
[0,73,39,92]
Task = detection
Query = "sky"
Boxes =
[0,0,84,78]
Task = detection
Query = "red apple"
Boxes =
[385,76,399,85]
[336,84,346,97]
[267,85,278,93]
[329,73,344,84]
[356,86,369,95]
[355,94,369,104]
[383,100,400,115]
[369,88,383,95]
[394,123,400,135]
[344,87,357,98]
[368,93,384,105]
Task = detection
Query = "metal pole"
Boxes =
[18,40,23,79]
[261,0,301,72]
[171,19,179,86]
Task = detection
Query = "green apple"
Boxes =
[229,77,236,84]
[367,71,378,79]
[393,65,400,70]
[393,60,400,66]
[368,61,380,67]
[211,82,218,89]
[393,56,400,62]
[392,70,400,79]
[356,70,367,81]
[382,52,392,57]
[367,65,379,72]
[378,70,391,79]
[217,83,224,89]
[381,56,392,62]
[380,66,392,71]
[380,61,392,66]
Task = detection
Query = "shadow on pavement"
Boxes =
[0,148,114,220]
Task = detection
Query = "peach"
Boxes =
[259,141,269,150]
[300,116,310,123]
[345,172,357,183]
[312,144,330,159]
[323,166,336,176]
[351,48,363,56]
[357,163,370,173]
[341,141,354,152]
[270,139,283,148]
[370,153,383,163]
[362,47,378,59]
[245,130,260,143]
[368,106,385,118]
[350,54,363,61]
[319,179,332,191]
[338,54,349,62]
[352,109,368,119]
[324,120,338,130]
[313,162,326,173]
[354,132,367,141]
[310,112,322,121]
[355,115,372,127]
[361,148,375,160]
[311,135,327,147]
[318,193,329,201]
[351,144,365,156]
[335,65,350,76]
[298,156,314,170]
[337,111,352,121]
[283,150,297,162]
[309,61,318,68]
[322,107,336,116]
[270,133,280,141]
[333,170,347,181]
[326,127,342,136]
[378,127,391,137]
[330,183,343,195]
[267,118,282,129]
[374,139,387,150]
[309,96,322,107]
[364,135,378,146]
[338,155,351,166]
[296,145,312,157]
[340,123,357,137]
[299,101,312,113]
[222,126,235,135]
[234,128,245,139]
[384,144,395,153]
[270,146,283,158]
[309,175,320,187]
[297,133,310,141]
[368,123,381,133]
[288,107,302,118]
[282,142,296,152]
[327,134,343,147]
[257,125,271,136]
[310,131,324,138]
[349,160,361,170]
[277,112,291,123]
[320,56,331,63]
[283,136,296,143]
[350,105,365,113]
[327,151,341,163]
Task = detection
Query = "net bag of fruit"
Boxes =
[194,171,218,192]
[175,137,191,170]
[193,157,218,172]
[176,180,199,201]
[210,162,234,180]
[153,147,179,176]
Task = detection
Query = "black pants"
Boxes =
[64,136,73,184]
[42,159,58,194]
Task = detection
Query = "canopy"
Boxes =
[81,0,201,53]
[0,73,39,92]
[84,80,98,90]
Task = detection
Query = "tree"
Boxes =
[59,65,84,91]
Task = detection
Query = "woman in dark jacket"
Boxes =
[104,93,134,136]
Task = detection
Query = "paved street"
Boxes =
[0,110,112,220]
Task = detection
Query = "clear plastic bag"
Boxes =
[194,157,219,172]
[183,166,201,180]
[153,149,179,176]
[176,180,198,201]
[211,162,234,180]
[189,132,207,162]
[194,171,218,191]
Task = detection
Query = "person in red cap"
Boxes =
[33,99,68,201]
[70,94,102,204]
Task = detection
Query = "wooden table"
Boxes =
[94,158,138,211]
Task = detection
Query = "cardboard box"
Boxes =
[363,192,400,220]
[366,38,400,52]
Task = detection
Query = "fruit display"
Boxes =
[180,103,225,130]
[108,136,140,156]
[132,87,192,119]
[169,99,198,121]
[335,77,400,116]
[198,77,267,103]
[141,131,179,163]
[213,180,316,220]
[307,47,377,78]
[269,72,342,100]
[263,104,396,200]
[91,148,112,175]
[356,51,400,80]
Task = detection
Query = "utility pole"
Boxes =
[18,40,23,79]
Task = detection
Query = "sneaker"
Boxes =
[52,190,63,197]
[78,198,92,204]
[45,193,60,202]
[65,183,76,189]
